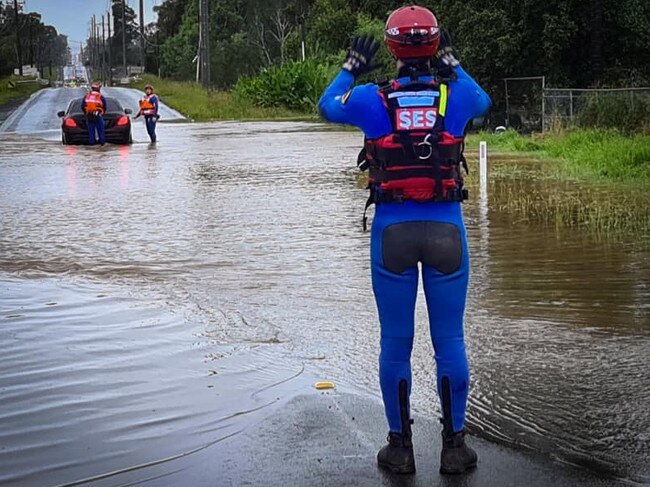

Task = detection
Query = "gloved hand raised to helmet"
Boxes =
[342,35,381,78]
[433,29,460,78]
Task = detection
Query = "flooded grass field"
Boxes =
[0,121,648,485]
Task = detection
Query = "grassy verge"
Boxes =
[463,129,650,235]
[129,74,314,122]
[0,75,45,106]
[465,129,650,183]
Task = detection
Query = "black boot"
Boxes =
[377,431,415,474]
[439,376,477,474]
[377,379,415,474]
[440,428,477,474]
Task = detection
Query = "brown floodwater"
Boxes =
[0,122,648,486]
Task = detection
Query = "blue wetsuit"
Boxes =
[319,67,490,434]
[144,95,159,142]
[81,94,107,145]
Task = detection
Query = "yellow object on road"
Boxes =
[314,381,335,390]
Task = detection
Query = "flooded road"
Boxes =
[0,86,183,136]
[0,121,648,485]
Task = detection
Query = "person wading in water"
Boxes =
[135,84,159,143]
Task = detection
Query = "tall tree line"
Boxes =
[148,0,650,90]
[0,5,69,77]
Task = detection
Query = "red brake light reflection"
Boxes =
[116,116,129,126]
[64,117,77,128]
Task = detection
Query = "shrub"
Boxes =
[233,58,338,112]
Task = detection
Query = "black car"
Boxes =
[57,97,133,145]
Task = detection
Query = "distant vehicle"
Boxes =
[57,97,133,145]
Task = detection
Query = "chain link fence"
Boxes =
[542,87,650,133]
[499,78,650,133]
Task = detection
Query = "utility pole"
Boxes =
[92,16,96,73]
[95,15,101,77]
[101,14,106,85]
[198,0,210,87]
[28,13,33,66]
[107,10,112,85]
[97,22,102,75]
[13,0,23,75]
[156,29,161,77]
[121,0,127,77]
[139,0,145,71]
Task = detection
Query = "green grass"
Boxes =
[130,75,313,122]
[0,75,45,106]
[462,131,650,235]
[466,129,650,183]
[473,175,650,235]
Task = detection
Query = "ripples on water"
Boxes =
[0,123,648,485]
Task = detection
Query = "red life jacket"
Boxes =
[139,95,156,116]
[83,91,104,115]
[358,78,468,228]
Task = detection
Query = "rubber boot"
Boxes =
[377,431,415,474]
[377,380,415,474]
[439,376,477,474]
[440,428,477,474]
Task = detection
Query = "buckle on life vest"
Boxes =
[357,147,370,171]
[417,133,434,160]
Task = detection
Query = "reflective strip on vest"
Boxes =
[438,84,448,117]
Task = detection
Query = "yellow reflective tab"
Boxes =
[341,89,352,105]
[439,84,448,116]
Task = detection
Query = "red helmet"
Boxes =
[385,6,441,60]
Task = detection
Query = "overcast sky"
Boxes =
[22,0,161,50]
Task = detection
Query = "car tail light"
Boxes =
[116,116,129,126]
[64,117,77,128]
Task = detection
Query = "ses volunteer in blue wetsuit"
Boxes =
[81,82,107,145]
[318,5,491,476]
[135,84,159,143]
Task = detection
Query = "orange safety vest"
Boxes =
[83,91,104,115]
[139,95,156,116]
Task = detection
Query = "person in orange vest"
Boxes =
[135,84,159,143]
[81,82,107,145]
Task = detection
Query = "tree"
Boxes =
[154,0,187,40]
[111,0,139,68]
[0,4,68,77]
[148,0,650,90]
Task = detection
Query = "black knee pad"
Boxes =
[382,221,462,275]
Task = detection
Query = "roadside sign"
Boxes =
[7,80,16,89]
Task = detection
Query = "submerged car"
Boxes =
[57,97,133,145]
